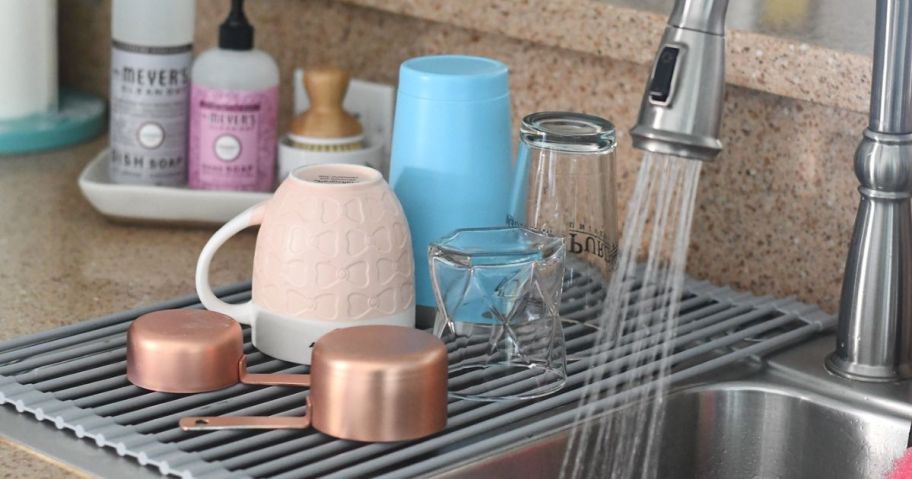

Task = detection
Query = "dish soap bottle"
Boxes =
[189,0,278,192]
[110,0,195,186]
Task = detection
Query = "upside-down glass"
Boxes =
[507,112,618,357]
[429,227,567,401]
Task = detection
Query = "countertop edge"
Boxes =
[335,0,872,114]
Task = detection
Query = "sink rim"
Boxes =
[433,332,912,479]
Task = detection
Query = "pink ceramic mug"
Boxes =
[196,164,415,364]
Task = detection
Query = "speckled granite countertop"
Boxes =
[0,137,256,477]
[337,0,874,114]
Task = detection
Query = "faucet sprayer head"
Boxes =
[630,0,729,161]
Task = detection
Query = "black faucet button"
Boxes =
[649,46,680,104]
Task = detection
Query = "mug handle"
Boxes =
[196,202,268,325]
[179,397,312,431]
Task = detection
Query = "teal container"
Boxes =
[389,55,513,308]
[0,89,106,155]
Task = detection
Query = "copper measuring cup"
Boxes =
[179,324,449,442]
[127,309,311,393]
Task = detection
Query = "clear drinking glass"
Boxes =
[429,227,567,401]
[507,112,618,358]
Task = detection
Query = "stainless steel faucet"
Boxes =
[828,0,912,381]
[633,0,912,381]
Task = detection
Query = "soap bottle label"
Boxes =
[188,85,278,191]
[109,41,192,186]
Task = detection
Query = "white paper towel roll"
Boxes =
[0,0,57,120]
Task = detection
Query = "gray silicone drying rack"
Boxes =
[0,271,834,479]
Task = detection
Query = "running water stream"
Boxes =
[561,152,703,479]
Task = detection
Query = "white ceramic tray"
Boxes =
[79,74,394,225]
[78,148,271,225]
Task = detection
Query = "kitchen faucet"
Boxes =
[632,0,912,381]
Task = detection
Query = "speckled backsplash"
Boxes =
[59,0,867,314]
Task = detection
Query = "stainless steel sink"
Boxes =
[437,335,912,479]
[655,384,907,478]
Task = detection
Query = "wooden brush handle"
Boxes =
[290,66,363,139]
[306,67,348,112]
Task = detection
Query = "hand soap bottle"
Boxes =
[189,0,278,192]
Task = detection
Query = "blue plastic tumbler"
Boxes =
[389,55,513,309]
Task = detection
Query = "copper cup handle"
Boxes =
[180,397,313,431]
[178,359,311,431]
[236,357,311,387]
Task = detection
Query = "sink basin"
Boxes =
[436,335,912,479]
[655,383,907,479]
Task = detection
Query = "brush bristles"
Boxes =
[286,138,365,152]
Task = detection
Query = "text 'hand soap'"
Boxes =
[188,0,279,192]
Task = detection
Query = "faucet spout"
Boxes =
[668,0,728,35]
[630,0,729,161]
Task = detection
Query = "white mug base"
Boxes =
[252,306,416,365]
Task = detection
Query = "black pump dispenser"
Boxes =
[219,0,254,50]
